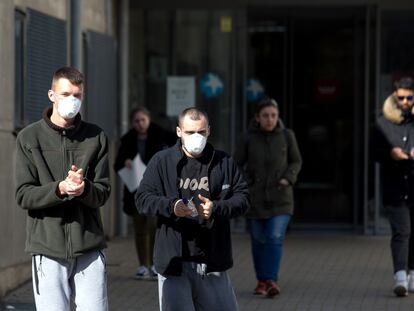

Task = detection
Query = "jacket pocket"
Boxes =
[154,224,182,273]
[71,207,105,255]
[272,184,293,207]
[26,216,66,256]
[27,217,38,246]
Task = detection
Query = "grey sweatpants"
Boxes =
[158,262,239,311]
[32,250,108,311]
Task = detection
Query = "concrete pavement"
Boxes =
[3,232,414,310]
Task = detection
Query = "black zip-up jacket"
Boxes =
[135,141,250,276]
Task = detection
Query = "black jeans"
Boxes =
[386,204,414,273]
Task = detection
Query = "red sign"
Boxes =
[315,79,338,102]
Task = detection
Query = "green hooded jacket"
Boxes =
[234,120,302,218]
[15,108,110,259]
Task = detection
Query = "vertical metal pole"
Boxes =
[70,0,81,69]
[288,18,294,127]
[242,10,247,130]
[363,5,371,235]
[282,17,288,124]
[230,11,237,153]
[170,11,177,75]
[106,0,113,36]
[374,6,382,235]
[118,0,129,237]
[352,13,360,231]
[120,0,129,136]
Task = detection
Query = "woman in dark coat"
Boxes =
[234,98,302,297]
[114,106,176,279]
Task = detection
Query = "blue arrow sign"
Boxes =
[246,79,265,102]
[200,73,224,99]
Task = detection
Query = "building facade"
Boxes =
[0,0,120,298]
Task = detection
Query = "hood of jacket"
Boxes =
[42,106,83,135]
[383,94,414,124]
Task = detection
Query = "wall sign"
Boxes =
[246,79,265,102]
[167,76,195,116]
[200,73,224,99]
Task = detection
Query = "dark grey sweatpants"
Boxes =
[158,262,238,311]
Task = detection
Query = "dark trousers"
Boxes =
[131,208,157,267]
[386,204,414,273]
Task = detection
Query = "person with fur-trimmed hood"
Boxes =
[376,77,414,297]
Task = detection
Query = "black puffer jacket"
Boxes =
[376,95,414,206]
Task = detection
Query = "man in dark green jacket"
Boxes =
[15,67,110,311]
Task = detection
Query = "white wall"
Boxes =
[83,0,108,33]
[14,0,67,19]
[0,0,29,298]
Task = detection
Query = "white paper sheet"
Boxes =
[117,154,146,193]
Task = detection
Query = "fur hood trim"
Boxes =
[383,95,414,124]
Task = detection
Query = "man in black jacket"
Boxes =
[136,107,250,310]
[377,77,414,297]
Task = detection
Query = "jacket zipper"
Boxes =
[62,130,73,259]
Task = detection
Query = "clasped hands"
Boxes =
[174,194,213,220]
[58,165,85,197]
[391,147,414,161]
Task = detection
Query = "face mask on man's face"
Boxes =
[182,133,207,156]
[56,95,82,119]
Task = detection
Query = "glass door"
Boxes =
[371,9,414,234]
[129,9,238,152]
[246,8,366,227]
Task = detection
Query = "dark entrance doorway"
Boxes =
[246,7,366,227]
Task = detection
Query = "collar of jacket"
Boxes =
[172,139,215,166]
[42,106,82,135]
[125,122,160,138]
[383,94,414,124]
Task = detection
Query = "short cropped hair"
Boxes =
[394,77,414,91]
[255,97,279,115]
[129,106,151,122]
[178,107,209,127]
[51,66,84,89]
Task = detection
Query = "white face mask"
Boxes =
[56,95,81,119]
[183,133,207,156]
